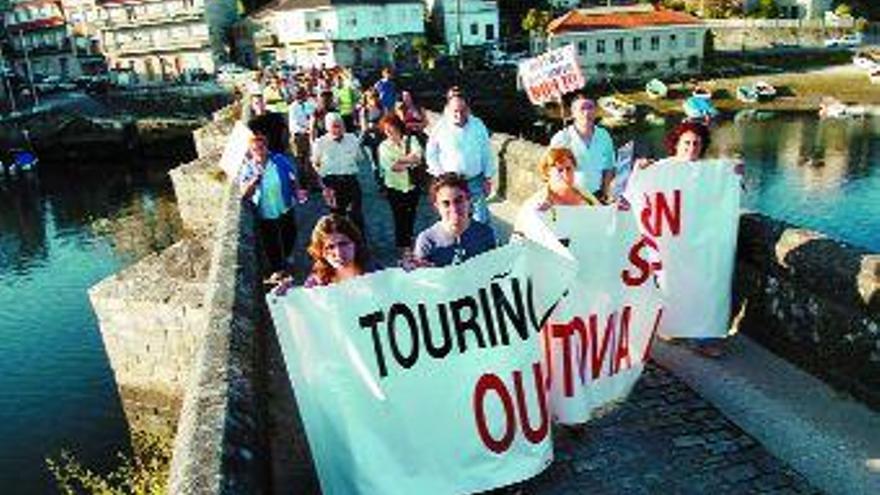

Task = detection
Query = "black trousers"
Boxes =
[386,187,420,248]
[322,174,365,235]
[259,209,297,274]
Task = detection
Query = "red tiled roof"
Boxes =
[548,8,702,34]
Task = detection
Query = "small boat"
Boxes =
[870,69,880,85]
[683,96,718,121]
[7,149,39,174]
[645,79,668,99]
[754,81,777,99]
[853,54,877,70]
[692,85,712,99]
[734,109,776,123]
[598,95,636,120]
[644,112,666,126]
[818,97,866,118]
[736,85,759,103]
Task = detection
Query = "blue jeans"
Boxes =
[466,175,491,225]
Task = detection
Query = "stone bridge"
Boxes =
[89,105,880,494]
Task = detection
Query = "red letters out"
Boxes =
[473,363,549,454]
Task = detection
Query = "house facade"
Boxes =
[97,0,238,83]
[4,0,77,78]
[744,0,833,19]
[544,4,707,82]
[426,0,498,54]
[248,0,424,69]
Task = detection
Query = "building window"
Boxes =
[577,40,587,56]
[632,37,641,51]
[651,36,660,51]
[307,17,322,32]
[615,38,624,53]
[596,39,605,54]
[470,23,478,36]
[685,32,696,48]
[688,55,699,69]
[669,34,677,49]
[486,24,495,41]
[669,57,678,69]
[597,63,607,73]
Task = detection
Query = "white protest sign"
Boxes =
[218,121,252,179]
[267,243,577,495]
[518,44,586,105]
[515,203,664,424]
[624,160,741,339]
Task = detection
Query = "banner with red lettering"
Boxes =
[514,203,664,424]
[624,159,741,339]
[267,243,577,495]
[518,44,586,105]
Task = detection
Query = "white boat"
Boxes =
[853,54,877,70]
[645,79,668,99]
[736,85,759,103]
[754,81,777,99]
[870,69,880,85]
[692,85,712,99]
[818,97,866,118]
[598,95,636,120]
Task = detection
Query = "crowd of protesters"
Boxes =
[237,63,739,356]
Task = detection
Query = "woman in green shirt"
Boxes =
[378,113,423,256]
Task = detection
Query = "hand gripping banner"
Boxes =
[624,160,741,339]
[515,203,664,424]
[267,243,576,495]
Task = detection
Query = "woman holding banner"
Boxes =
[409,173,496,268]
[523,148,601,218]
[630,121,742,358]
[303,214,378,288]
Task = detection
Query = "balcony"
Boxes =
[103,34,211,56]
[98,9,204,30]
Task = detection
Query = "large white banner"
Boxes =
[267,243,577,495]
[515,204,664,424]
[624,160,741,339]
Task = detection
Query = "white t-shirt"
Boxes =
[549,125,615,193]
[311,133,364,177]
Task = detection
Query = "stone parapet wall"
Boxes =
[89,235,212,436]
[167,173,269,494]
[170,152,227,235]
[193,117,235,159]
[709,24,855,51]
[734,213,880,409]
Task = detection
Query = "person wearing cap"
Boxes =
[549,93,615,203]
[312,112,369,234]
[425,93,496,224]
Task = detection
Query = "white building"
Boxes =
[98,0,238,83]
[744,0,833,19]
[4,0,82,78]
[425,0,499,54]
[248,0,425,69]
[544,4,707,82]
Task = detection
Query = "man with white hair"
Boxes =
[312,112,369,233]
[425,93,496,224]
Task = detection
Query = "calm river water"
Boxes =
[0,112,878,493]
[0,161,182,494]
[635,113,880,251]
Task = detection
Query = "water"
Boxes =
[0,163,182,494]
[633,113,880,251]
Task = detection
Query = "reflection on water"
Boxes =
[0,163,181,494]
[637,113,880,251]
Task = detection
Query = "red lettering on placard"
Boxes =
[473,363,549,454]
[473,374,515,454]
[550,321,576,396]
[514,363,549,444]
[640,307,665,363]
[614,306,632,373]
[621,235,661,287]
[641,190,682,237]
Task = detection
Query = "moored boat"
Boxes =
[736,85,759,103]
[754,81,777,99]
[645,79,668,99]
[683,96,718,121]
[598,95,636,120]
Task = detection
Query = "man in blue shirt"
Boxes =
[373,67,398,113]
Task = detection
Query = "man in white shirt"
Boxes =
[549,94,615,202]
[312,112,368,233]
[289,87,317,188]
[425,94,496,224]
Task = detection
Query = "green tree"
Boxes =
[412,36,439,70]
[834,3,852,17]
[754,0,779,18]
[521,8,552,35]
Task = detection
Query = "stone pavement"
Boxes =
[264,154,823,494]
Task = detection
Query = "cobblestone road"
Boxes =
[266,154,821,495]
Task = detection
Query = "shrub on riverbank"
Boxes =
[46,429,172,495]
